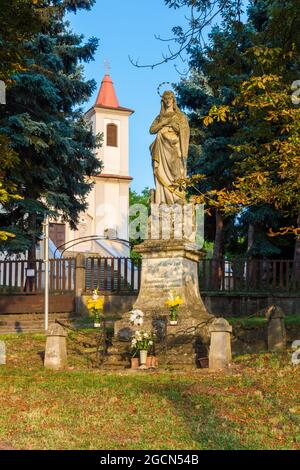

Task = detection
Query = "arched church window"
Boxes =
[107,123,118,147]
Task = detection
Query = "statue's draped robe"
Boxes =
[150,111,190,204]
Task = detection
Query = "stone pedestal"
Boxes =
[44,323,67,370]
[209,318,232,370]
[113,239,214,369]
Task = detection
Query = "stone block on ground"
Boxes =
[265,305,286,351]
[0,341,6,365]
[44,323,67,370]
[209,318,232,370]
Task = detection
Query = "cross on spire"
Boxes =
[104,59,110,75]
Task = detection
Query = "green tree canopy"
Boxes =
[175,0,300,260]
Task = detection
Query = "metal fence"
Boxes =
[85,256,141,292]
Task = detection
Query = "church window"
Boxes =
[107,123,118,147]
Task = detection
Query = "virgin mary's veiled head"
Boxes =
[160,90,180,115]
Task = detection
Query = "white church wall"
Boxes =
[103,118,120,173]
[94,108,130,176]
[119,114,129,176]
[95,180,106,237]
[103,181,120,235]
[59,74,133,258]
[119,182,129,241]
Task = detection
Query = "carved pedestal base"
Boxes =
[112,239,214,369]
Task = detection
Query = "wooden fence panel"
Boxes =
[198,258,299,293]
[3,257,297,295]
[0,258,74,293]
[83,256,300,294]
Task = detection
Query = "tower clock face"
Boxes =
[79,217,88,236]
[49,223,66,247]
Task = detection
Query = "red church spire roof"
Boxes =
[95,74,120,108]
[89,70,134,115]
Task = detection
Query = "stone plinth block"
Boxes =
[265,305,286,351]
[209,318,232,370]
[44,323,67,370]
[115,239,213,343]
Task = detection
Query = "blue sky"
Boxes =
[68,1,248,193]
[68,0,192,193]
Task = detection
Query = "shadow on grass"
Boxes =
[38,351,45,363]
[142,380,246,450]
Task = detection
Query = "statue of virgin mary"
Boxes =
[149,90,190,204]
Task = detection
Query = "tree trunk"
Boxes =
[25,214,37,292]
[247,223,255,253]
[247,223,256,289]
[293,211,300,290]
[212,209,224,290]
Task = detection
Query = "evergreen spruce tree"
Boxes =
[0,0,101,257]
[0,0,44,242]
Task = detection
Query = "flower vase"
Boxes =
[139,350,148,368]
[170,306,178,325]
[94,310,101,328]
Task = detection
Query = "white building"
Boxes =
[48,72,134,258]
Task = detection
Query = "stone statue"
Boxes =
[150,90,190,204]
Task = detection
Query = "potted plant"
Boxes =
[131,331,155,369]
[87,289,104,327]
[129,309,156,368]
[165,290,184,325]
[130,349,139,369]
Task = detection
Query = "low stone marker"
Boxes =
[209,318,232,370]
[44,323,67,370]
[0,341,6,365]
[265,305,286,351]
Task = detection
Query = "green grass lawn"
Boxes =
[0,332,299,450]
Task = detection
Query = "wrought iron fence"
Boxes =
[85,256,141,292]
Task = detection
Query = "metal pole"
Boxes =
[43,216,49,331]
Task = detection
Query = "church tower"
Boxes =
[62,70,134,257]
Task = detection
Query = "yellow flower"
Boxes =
[87,299,95,310]
[165,294,184,308]
[94,297,104,310]
[87,296,104,311]
[174,296,183,305]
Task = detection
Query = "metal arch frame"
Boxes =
[53,235,131,258]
